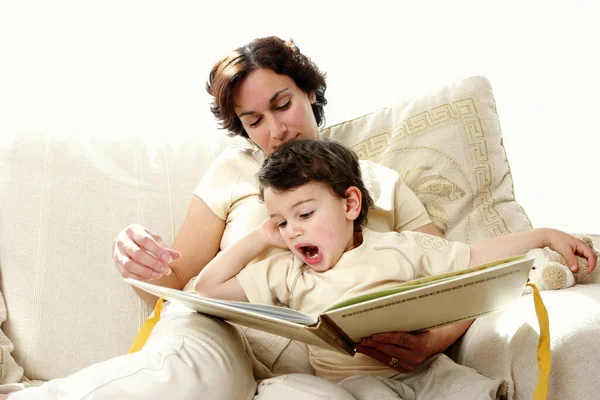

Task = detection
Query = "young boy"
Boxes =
[194,138,595,397]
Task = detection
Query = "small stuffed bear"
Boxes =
[527,234,600,290]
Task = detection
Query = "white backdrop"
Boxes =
[1,0,598,233]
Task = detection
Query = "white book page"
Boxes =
[202,297,317,325]
[125,279,317,325]
[125,278,342,351]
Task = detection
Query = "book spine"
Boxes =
[315,315,356,356]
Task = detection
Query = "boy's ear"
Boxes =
[344,186,362,221]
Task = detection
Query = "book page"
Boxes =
[124,279,350,353]
[323,256,533,343]
[203,297,317,324]
[125,279,317,325]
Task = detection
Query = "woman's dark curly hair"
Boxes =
[257,139,374,231]
[206,36,327,138]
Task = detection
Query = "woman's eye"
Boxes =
[277,221,287,228]
[276,101,291,111]
[249,117,262,127]
[300,211,313,219]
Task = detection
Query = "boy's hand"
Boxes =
[545,229,597,272]
[258,218,288,249]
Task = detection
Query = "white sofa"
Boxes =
[1,76,599,399]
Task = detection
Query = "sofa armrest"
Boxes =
[451,283,600,399]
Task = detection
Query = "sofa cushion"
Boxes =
[322,76,532,243]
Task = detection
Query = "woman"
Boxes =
[116,36,471,374]
[119,38,469,378]
[112,36,474,395]
[3,36,526,399]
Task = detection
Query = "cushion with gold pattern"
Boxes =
[321,76,532,243]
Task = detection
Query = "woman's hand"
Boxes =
[113,224,181,281]
[356,320,473,372]
[356,331,438,372]
[258,218,288,249]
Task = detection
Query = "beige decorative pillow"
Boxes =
[322,76,532,243]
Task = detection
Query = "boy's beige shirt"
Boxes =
[237,228,471,382]
[190,146,437,380]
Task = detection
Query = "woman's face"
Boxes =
[233,68,319,155]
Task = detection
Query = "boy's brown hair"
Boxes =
[258,139,374,230]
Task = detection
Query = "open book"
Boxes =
[126,255,533,356]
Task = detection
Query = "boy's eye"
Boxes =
[249,117,262,127]
[277,221,287,229]
[300,211,314,219]
[276,101,291,111]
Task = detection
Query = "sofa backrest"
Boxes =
[0,132,238,380]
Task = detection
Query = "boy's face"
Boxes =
[264,181,360,272]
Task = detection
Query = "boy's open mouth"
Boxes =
[296,245,322,265]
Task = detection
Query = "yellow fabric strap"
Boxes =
[527,283,551,400]
[127,298,164,354]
